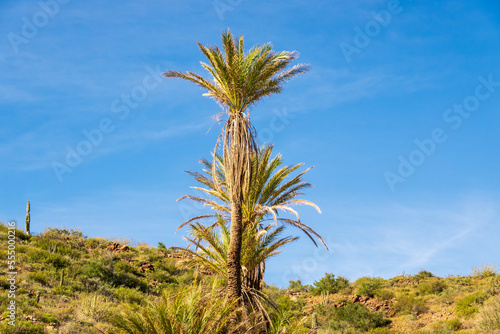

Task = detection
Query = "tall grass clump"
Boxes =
[486,275,500,296]
[477,295,500,331]
[113,284,247,334]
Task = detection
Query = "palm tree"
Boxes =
[177,145,326,300]
[164,30,310,300]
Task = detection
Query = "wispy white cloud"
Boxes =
[267,193,500,284]
[0,84,35,102]
[284,66,441,113]
[0,118,211,172]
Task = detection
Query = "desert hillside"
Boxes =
[1,223,499,333]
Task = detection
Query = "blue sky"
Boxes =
[1,0,500,287]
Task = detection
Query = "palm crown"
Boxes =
[164,30,310,115]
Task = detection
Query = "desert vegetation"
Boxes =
[1,223,500,333]
[2,30,499,334]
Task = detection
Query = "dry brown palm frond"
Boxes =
[179,145,326,249]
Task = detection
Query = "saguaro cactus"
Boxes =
[321,291,330,306]
[60,269,65,286]
[25,201,30,235]
[312,312,317,329]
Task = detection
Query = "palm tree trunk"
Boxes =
[227,199,243,301]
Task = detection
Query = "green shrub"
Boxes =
[440,287,459,305]
[0,320,45,334]
[0,277,10,289]
[53,286,75,296]
[42,226,85,238]
[317,302,391,332]
[76,259,147,290]
[394,294,428,315]
[29,271,51,286]
[44,238,83,258]
[154,259,178,275]
[136,245,150,253]
[486,275,500,296]
[78,276,103,293]
[288,279,308,293]
[0,224,31,241]
[418,278,446,295]
[84,238,105,249]
[114,286,144,304]
[454,276,473,287]
[430,329,455,334]
[149,271,177,284]
[472,264,498,279]
[277,294,306,316]
[45,253,71,269]
[455,292,488,317]
[112,272,148,291]
[25,247,51,262]
[39,312,60,324]
[446,318,461,331]
[115,260,140,275]
[24,244,73,267]
[413,270,434,281]
[374,288,395,301]
[310,273,350,296]
[175,271,194,286]
[16,229,31,241]
[355,277,384,297]
[368,328,392,334]
[78,260,109,280]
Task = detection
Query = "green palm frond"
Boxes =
[174,145,325,322]
[179,144,326,248]
[165,30,309,115]
[113,283,259,334]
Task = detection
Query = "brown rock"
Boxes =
[24,315,37,322]
[165,252,186,259]
[140,261,154,272]
[106,242,129,253]
[45,323,58,331]
[119,244,129,252]
[336,295,394,316]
